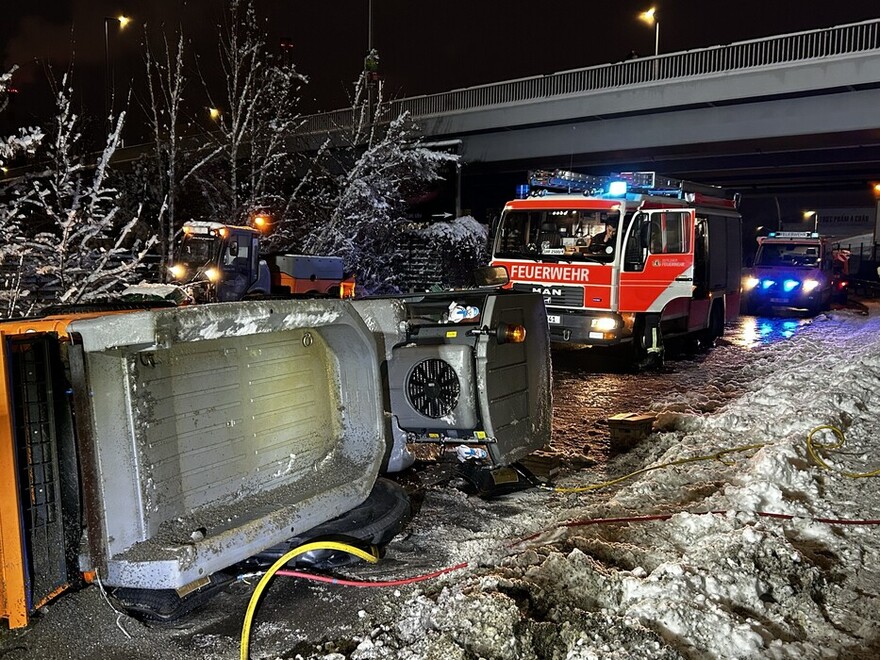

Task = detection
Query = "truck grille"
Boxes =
[511,283,584,307]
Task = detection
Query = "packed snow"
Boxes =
[328,307,880,660]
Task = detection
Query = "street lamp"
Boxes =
[803,210,818,232]
[103,15,131,127]
[208,107,221,121]
[638,7,660,77]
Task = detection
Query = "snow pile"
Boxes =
[346,309,880,660]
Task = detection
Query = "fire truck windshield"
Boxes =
[176,235,218,267]
[494,209,621,262]
[755,243,820,268]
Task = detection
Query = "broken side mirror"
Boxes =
[473,265,509,288]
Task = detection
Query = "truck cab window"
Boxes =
[649,211,690,254]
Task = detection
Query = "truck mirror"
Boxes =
[473,265,509,287]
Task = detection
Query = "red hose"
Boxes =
[269,511,879,589]
[275,562,469,587]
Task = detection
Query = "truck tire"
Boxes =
[245,478,411,571]
[702,302,725,346]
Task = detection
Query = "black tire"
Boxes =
[113,572,234,623]
[697,301,725,349]
[247,478,412,570]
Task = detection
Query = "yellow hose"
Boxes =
[240,540,379,660]
[547,443,766,494]
[807,425,880,478]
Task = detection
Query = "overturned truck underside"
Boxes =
[0,290,550,628]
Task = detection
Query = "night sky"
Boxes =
[2,1,880,131]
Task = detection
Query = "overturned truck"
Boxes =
[0,289,550,628]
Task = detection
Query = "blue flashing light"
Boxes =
[516,184,529,199]
[761,279,775,289]
[607,180,628,196]
[783,279,799,292]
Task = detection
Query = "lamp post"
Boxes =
[365,0,378,121]
[803,210,818,233]
[103,15,131,129]
[638,7,660,78]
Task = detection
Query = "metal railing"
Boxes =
[299,18,880,135]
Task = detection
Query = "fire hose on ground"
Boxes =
[239,425,879,659]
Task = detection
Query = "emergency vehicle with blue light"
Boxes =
[489,169,743,365]
[741,231,847,315]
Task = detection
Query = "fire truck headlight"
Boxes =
[169,264,186,279]
[743,276,759,291]
[802,279,820,293]
[591,316,618,331]
[204,267,221,282]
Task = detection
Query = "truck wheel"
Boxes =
[244,478,411,570]
[709,302,725,339]
[693,302,723,351]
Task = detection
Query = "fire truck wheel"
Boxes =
[709,302,725,339]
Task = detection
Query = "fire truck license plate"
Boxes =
[547,315,561,324]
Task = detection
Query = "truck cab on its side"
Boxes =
[741,231,844,315]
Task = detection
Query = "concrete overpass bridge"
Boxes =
[300,18,880,222]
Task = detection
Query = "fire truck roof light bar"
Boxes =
[768,231,820,239]
[526,169,739,205]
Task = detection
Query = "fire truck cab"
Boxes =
[490,170,742,366]
[741,231,845,315]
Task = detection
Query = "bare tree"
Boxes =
[0,65,46,316]
[143,29,187,276]
[195,0,306,224]
[21,74,157,308]
[294,71,458,293]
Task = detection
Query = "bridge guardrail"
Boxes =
[299,18,880,135]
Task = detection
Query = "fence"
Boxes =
[298,19,880,135]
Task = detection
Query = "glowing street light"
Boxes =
[208,107,221,120]
[639,7,660,56]
[103,14,132,128]
[639,7,660,78]
[803,210,818,232]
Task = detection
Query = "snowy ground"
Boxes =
[3,305,879,659]
[316,305,880,660]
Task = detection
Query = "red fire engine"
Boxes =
[490,170,743,365]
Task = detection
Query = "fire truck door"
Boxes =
[619,210,695,313]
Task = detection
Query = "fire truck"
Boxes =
[490,169,743,366]
[741,231,847,315]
